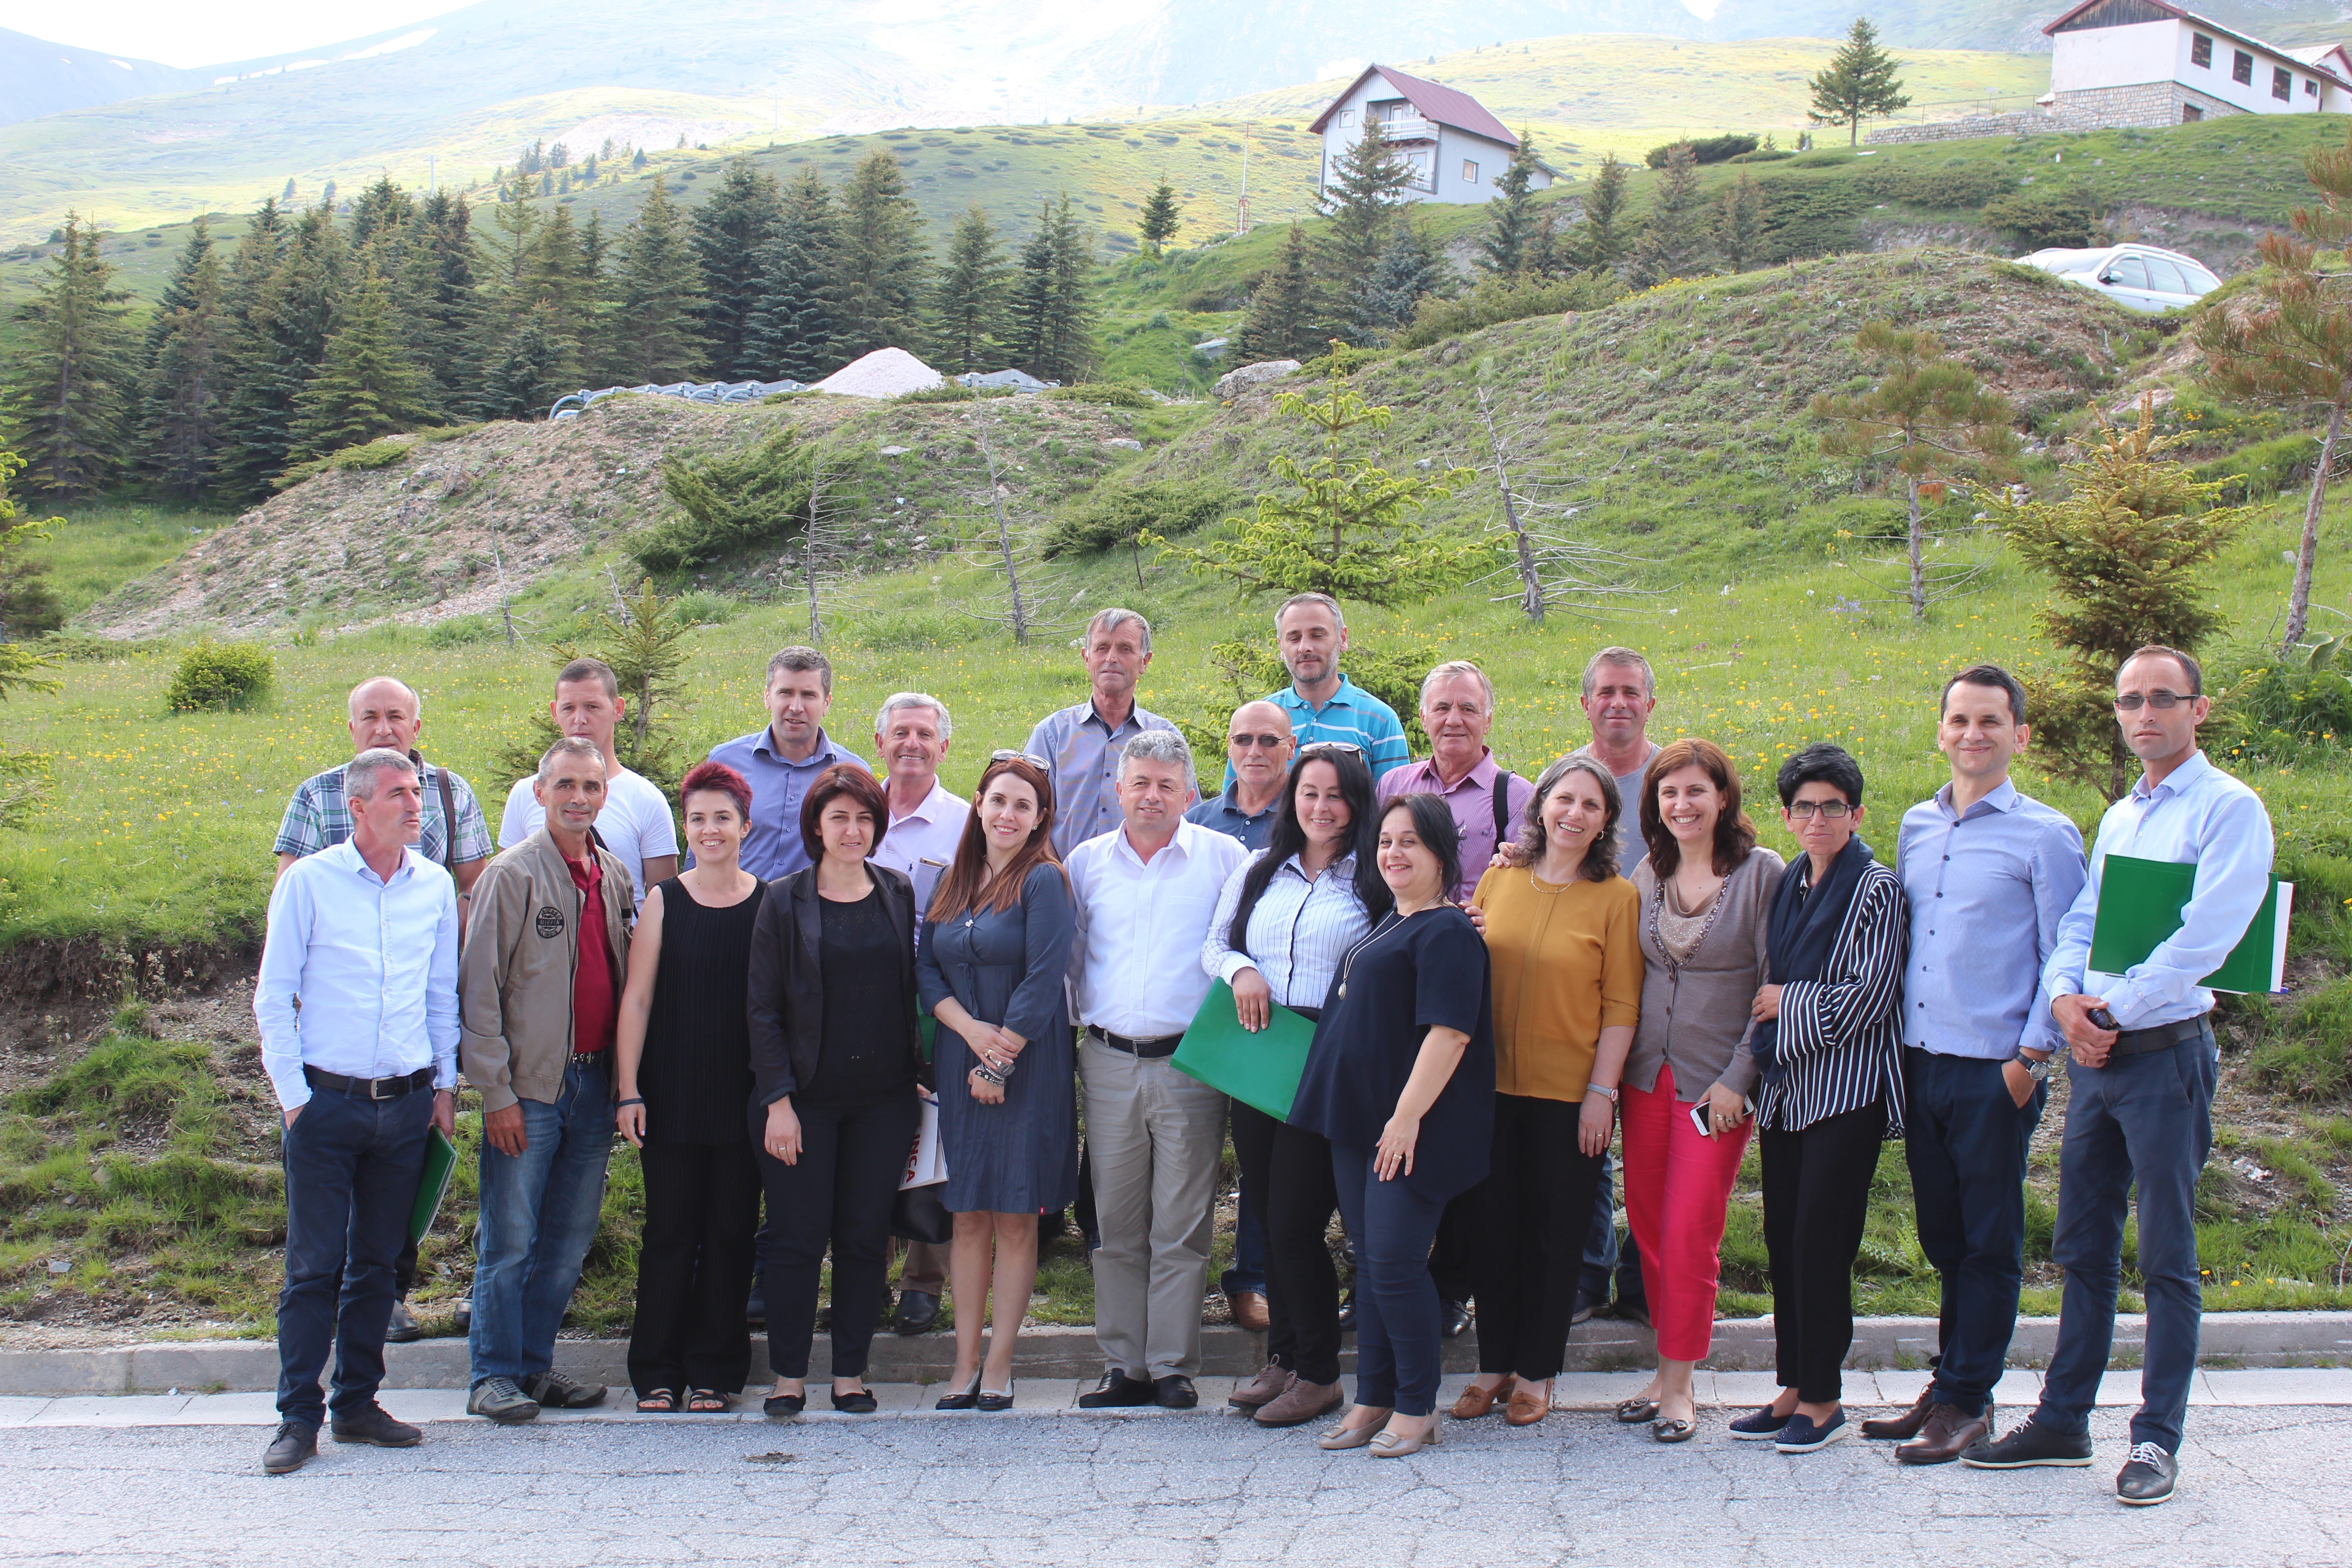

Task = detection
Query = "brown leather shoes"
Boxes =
[1228,1290,1271,1333]
[1861,1384,1936,1440]
[1256,1376,1344,1428]
[1229,1360,1290,1409]
[1504,1383,1551,1426]
[1897,1402,1991,1465]
[1449,1377,1516,1420]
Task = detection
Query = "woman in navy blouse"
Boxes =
[914,754,1078,1412]
[1289,792,1496,1459]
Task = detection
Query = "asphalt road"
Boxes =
[4,1404,2348,1567]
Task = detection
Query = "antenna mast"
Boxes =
[1236,121,1251,234]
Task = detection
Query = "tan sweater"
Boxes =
[1470,866,1642,1102]
[1623,845,1783,1104]
[459,828,635,1113]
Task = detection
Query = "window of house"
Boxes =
[1367,98,1411,125]
[2183,103,2204,121]
[1338,110,1354,127]
[2308,78,2321,97]
[2190,33,2212,68]
[1462,159,1480,184]
[2274,66,2293,100]
[1401,150,1434,191]
[2234,49,2254,85]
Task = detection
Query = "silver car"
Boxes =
[2017,243,2222,314]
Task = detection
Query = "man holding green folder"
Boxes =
[1965,647,2274,1508]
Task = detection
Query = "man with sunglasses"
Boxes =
[1186,702,1296,852]
[1965,646,2273,1508]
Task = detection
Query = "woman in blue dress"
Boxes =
[914,753,1077,1411]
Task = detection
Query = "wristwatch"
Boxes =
[2013,1050,2053,1083]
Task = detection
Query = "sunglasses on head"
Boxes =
[989,749,1029,762]
[1297,741,1364,758]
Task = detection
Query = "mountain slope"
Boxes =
[0,28,201,126]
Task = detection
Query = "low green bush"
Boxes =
[2246,975,2352,1100]
[1648,133,1759,168]
[2211,658,2352,762]
[1044,479,1240,558]
[1042,382,1155,408]
[1853,160,2016,210]
[164,641,273,711]
[1981,182,2106,248]
[1396,270,1626,350]
[2194,433,2320,502]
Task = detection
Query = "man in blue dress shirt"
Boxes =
[1023,608,1180,859]
[1185,700,1294,853]
[1965,646,2274,1507]
[706,647,872,881]
[1870,665,2084,1465]
[253,748,460,1475]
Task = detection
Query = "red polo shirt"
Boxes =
[566,851,617,1055]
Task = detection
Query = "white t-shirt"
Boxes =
[498,766,680,902]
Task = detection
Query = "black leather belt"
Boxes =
[570,1051,608,1066]
[2110,1017,2213,1057]
[304,1065,434,1099]
[1088,1025,1183,1059]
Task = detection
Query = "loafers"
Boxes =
[1897,1402,1990,1466]
[1230,1361,1291,1410]
[1504,1385,1550,1427]
[1861,1384,1937,1441]
[1614,1396,1661,1424]
[1153,1374,1199,1410]
[1440,1300,1472,1339]
[261,1421,317,1474]
[383,1299,422,1345]
[2117,1441,2178,1506]
[329,1403,421,1447]
[1449,1377,1515,1420]
[1078,1370,1155,1409]
[1774,1410,1849,1453]
[762,1392,805,1419]
[1228,1290,1271,1333]
[1317,1408,1392,1450]
[522,1371,606,1410]
[1369,1420,1442,1457]
[1962,1413,2094,1469]
[466,1378,540,1425]
[1727,1405,1790,1441]
[892,1289,940,1336]
[1254,1376,1343,1428]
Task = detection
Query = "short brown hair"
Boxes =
[556,657,619,701]
[1640,738,1758,877]
[799,763,888,864]
[767,645,832,696]
[2122,644,2202,696]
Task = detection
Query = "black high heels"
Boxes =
[935,1374,982,1411]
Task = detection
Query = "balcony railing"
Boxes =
[1372,117,1436,141]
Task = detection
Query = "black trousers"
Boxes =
[756,1093,921,1381]
[1760,1101,1886,1405]
[1230,1100,1344,1386]
[1473,1094,1606,1381]
[1429,1196,1477,1305]
[628,1140,762,1396]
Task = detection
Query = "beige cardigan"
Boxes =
[1622,845,1783,1104]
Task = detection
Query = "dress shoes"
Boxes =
[1449,1377,1515,1420]
[892,1289,940,1336]
[330,1403,422,1448]
[261,1421,318,1475]
[383,1299,422,1344]
[1078,1370,1156,1409]
[1230,1361,1290,1409]
[1897,1402,1991,1465]
[1440,1299,1473,1339]
[1254,1376,1343,1428]
[1227,1289,1271,1333]
[1961,1413,2094,1468]
[1153,1374,1199,1409]
[1504,1384,1550,1426]
[2117,1442,2179,1506]
[1861,1383,1938,1441]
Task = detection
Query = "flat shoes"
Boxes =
[1615,1397,1661,1423]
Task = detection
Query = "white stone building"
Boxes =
[1308,64,1547,206]
[2043,0,2352,126]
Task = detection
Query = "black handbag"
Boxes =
[890,1181,953,1245]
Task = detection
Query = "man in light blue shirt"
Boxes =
[252,748,459,1475]
[1966,646,2274,1508]
[1257,593,1408,780]
[1024,608,1180,858]
[1874,664,2085,1465]
[707,646,872,880]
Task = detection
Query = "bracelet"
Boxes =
[616,1097,645,1108]
[970,1062,1008,1088]
[1586,1083,1619,1102]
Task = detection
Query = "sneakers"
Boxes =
[329,1403,422,1447]
[1773,1409,1850,1453]
[1961,1413,2094,1469]
[2117,1441,2179,1506]
[467,1377,541,1424]
[522,1371,608,1410]
[1727,1405,1791,1441]
[261,1421,317,1475]
[383,1299,422,1344]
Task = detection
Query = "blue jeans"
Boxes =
[2035,1030,2216,1453]
[1220,1164,1268,1299]
[1906,1048,2045,1416]
[470,1059,615,1389]
[1580,1152,1645,1303]
[276,1081,433,1428]
[1330,1143,1447,1418]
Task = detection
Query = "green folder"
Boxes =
[1171,979,1318,1122]
[2087,853,2293,996]
[408,1124,459,1245]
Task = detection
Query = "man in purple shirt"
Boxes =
[1376,660,1535,902]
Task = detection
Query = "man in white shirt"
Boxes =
[252,748,459,1475]
[865,691,970,1335]
[497,657,679,901]
[1066,730,1248,1411]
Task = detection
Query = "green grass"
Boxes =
[19,504,221,623]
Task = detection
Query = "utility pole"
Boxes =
[1236,121,1251,235]
[426,153,436,196]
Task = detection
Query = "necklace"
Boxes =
[1334,903,1432,1000]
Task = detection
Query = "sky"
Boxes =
[0,0,457,68]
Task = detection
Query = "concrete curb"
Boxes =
[3,1312,2347,1397]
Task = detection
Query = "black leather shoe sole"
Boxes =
[832,1390,879,1414]
[1078,1391,1155,1409]
[330,1422,421,1448]
[762,1394,805,1419]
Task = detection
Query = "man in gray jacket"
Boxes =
[459,738,636,1423]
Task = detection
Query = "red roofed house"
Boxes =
[1308,64,1546,205]
[2044,0,2352,124]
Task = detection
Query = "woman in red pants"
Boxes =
[1596,738,1782,1442]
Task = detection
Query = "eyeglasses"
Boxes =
[1786,801,1854,821]
[1229,733,1289,750]
[2112,692,2190,712]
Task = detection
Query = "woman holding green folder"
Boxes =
[1203,743,1390,1430]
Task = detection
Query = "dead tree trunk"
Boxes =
[1476,387,1544,623]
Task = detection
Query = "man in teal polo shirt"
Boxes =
[1251,593,1408,781]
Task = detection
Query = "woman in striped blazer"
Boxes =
[1729,743,1908,1455]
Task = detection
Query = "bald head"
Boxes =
[347,676,423,759]
[1226,700,1296,802]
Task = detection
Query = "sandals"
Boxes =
[636,1388,682,1413]
[1614,1396,1661,1424]
[687,1389,734,1413]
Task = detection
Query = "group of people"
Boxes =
[253,590,2273,1511]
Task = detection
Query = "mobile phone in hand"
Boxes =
[1689,1099,1713,1137]
[2088,1006,2121,1033]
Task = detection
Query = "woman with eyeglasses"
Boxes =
[915,752,1078,1411]
[1725,743,1907,1454]
[1202,741,1391,1429]
[1288,793,1495,1459]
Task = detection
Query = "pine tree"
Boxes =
[632,147,648,170]
[1138,181,1181,255]
[141,218,230,502]
[1627,142,1710,288]
[478,303,570,422]
[741,167,841,381]
[1006,196,1095,384]
[1574,151,1630,271]
[833,150,928,358]
[5,215,136,500]
[1317,129,1416,303]
[349,176,414,248]
[1809,16,1911,146]
[1046,195,1098,382]
[932,204,1009,375]
[399,191,483,413]
[689,158,783,379]
[1236,223,1319,364]
[1477,133,1545,277]
[216,201,350,499]
[608,176,706,383]
[290,265,435,460]
[1351,217,1447,343]
[1718,167,1764,272]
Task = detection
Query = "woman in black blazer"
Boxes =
[746,764,929,1418]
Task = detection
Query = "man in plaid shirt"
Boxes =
[273,674,494,1344]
